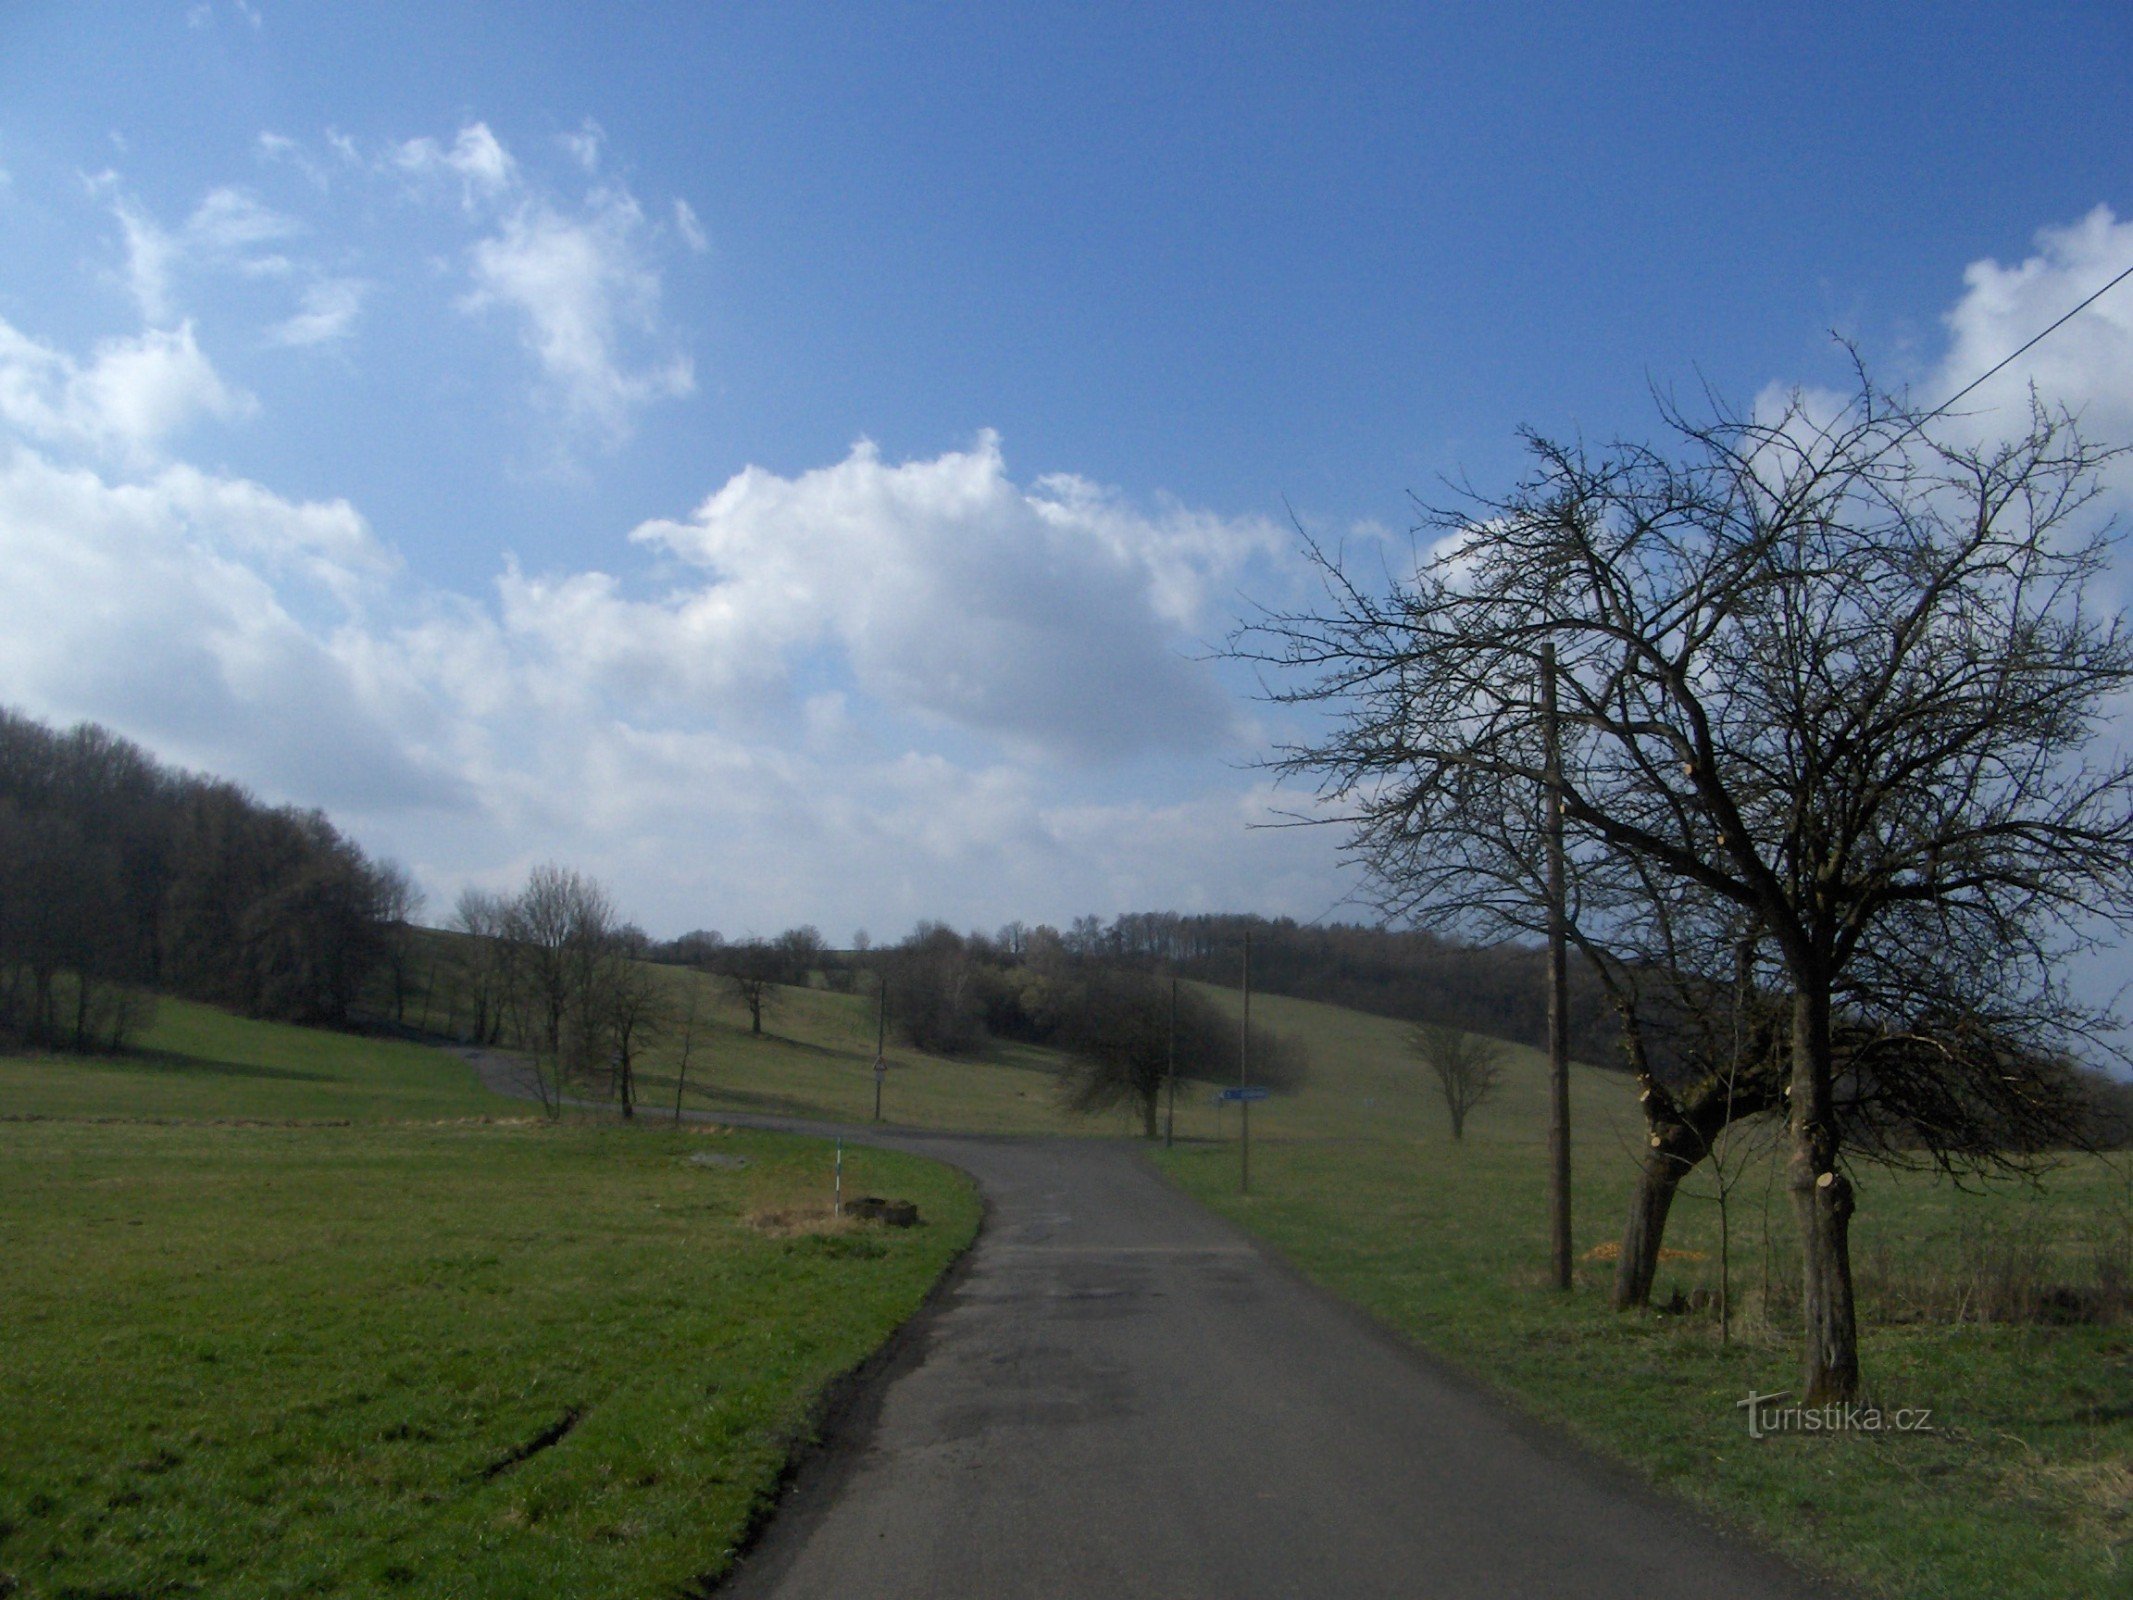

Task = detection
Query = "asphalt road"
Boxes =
[710,1121,1834,1600]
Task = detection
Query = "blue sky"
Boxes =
[2,2,2131,942]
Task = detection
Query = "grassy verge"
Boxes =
[0,1012,980,1598]
[1152,986,2133,1599]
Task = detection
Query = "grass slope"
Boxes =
[0,997,516,1122]
[0,1008,979,1599]
[1153,985,2133,1600]
[622,967,1125,1136]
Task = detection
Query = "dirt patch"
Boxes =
[744,1204,859,1239]
[1583,1239,1708,1264]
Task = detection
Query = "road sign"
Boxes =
[1218,1086,1270,1103]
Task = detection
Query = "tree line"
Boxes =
[0,707,417,1050]
[1011,910,1621,1062]
[640,919,1309,1134]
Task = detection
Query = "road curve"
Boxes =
[707,1118,1835,1600]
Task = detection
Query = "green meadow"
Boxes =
[6,970,2128,1598]
[0,1002,979,1599]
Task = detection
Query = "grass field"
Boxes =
[12,965,2128,1596]
[603,964,1132,1137]
[0,997,517,1122]
[0,1005,979,1599]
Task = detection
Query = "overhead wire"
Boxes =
[1888,256,2133,451]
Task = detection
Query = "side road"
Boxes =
[458,1052,1838,1598]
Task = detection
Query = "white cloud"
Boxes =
[561,119,604,175]
[257,130,327,189]
[464,187,694,445]
[574,433,1279,759]
[105,185,303,325]
[674,197,708,254]
[0,330,1333,930]
[1931,205,2133,458]
[269,276,368,347]
[113,200,177,322]
[0,444,448,811]
[0,316,251,462]
[185,185,298,254]
[394,122,517,207]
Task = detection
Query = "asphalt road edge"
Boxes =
[694,1177,994,1599]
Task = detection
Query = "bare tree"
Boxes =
[718,937,780,1036]
[498,865,617,1115]
[593,926,664,1120]
[373,861,424,1023]
[446,887,518,1046]
[1409,1022,1505,1142]
[1060,969,1307,1137]
[671,982,704,1122]
[1238,372,2133,1401]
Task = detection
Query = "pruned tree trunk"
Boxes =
[1614,1134,1693,1310]
[1787,985,1859,1402]
[1613,1053,1783,1312]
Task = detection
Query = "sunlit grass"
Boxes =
[0,1006,978,1598]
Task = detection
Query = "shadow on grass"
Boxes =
[116,1048,335,1085]
[639,1077,848,1122]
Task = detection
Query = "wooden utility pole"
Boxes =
[1164,974,1178,1149]
[1543,642,1573,1290]
[1240,930,1253,1196]
[873,975,888,1123]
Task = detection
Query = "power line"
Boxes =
[1901,256,2133,444]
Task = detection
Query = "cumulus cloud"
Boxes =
[0,444,453,811]
[0,316,251,462]
[0,300,1320,929]
[1931,205,2133,457]
[544,433,1280,759]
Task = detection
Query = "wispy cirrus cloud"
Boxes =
[462,186,695,448]
[268,275,369,347]
[375,119,697,456]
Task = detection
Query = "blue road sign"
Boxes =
[1217,1086,1271,1103]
